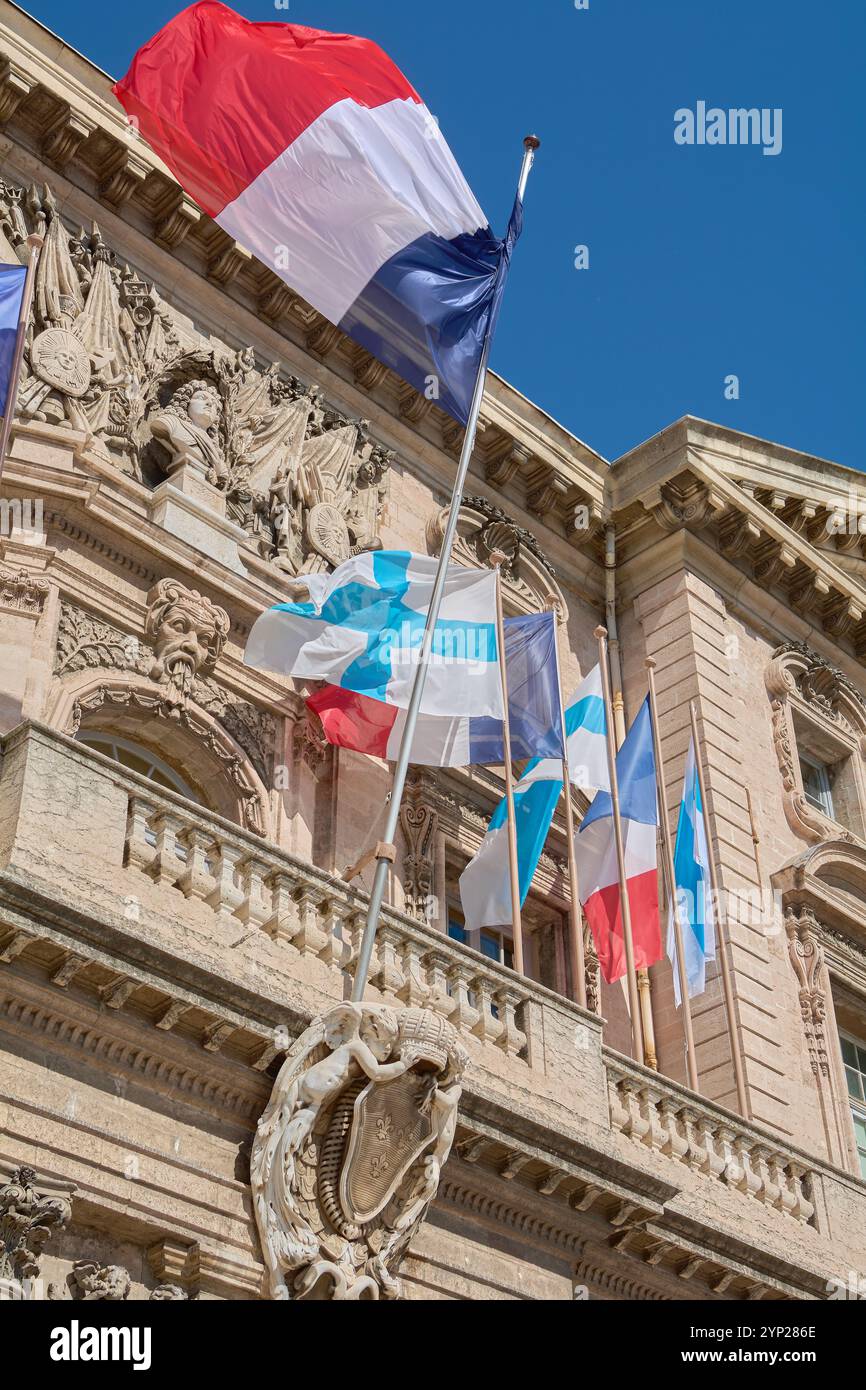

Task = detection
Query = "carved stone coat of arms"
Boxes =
[251,1004,468,1301]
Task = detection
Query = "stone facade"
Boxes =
[0,4,864,1301]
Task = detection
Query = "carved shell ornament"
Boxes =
[251,1003,468,1301]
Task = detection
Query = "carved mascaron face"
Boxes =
[144,579,230,690]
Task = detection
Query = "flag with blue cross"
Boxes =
[245,550,503,720]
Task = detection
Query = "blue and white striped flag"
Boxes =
[245,550,502,719]
[668,734,716,1004]
[459,665,610,931]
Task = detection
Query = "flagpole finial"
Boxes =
[594,624,608,640]
[645,657,657,671]
[523,135,541,151]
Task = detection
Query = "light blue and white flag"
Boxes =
[245,550,502,719]
[0,263,26,417]
[459,665,610,931]
[520,662,609,795]
[668,734,716,1004]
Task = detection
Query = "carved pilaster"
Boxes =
[0,566,49,615]
[785,909,829,1077]
[399,783,439,923]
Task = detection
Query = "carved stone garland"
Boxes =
[785,908,829,1078]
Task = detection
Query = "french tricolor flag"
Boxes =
[115,2,513,424]
[574,698,663,985]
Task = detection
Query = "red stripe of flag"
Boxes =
[582,870,661,985]
[307,685,398,760]
[113,1,421,218]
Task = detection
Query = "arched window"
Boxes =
[75,732,200,803]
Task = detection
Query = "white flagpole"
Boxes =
[549,607,587,1009]
[351,137,540,1003]
[0,234,43,490]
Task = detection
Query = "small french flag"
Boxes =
[574,698,663,985]
[114,2,512,424]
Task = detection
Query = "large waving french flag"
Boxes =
[114,2,513,424]
[574,698,662,985]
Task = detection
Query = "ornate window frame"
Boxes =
[765,640,866,846]
[775,839,866,1177]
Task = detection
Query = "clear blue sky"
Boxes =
[20,0,865,469]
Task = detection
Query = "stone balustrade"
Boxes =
[606,1054,817,1226]
[122,787,531,1062]
[0,721,841,1251]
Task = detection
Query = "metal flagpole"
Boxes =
[645,659,700,1092]
[550,608,587,1009]
[0,234,43,490]
[351,136,540,1004]
[688,699,749,1117]
[594,626,644,1064]
[492,554,525,976]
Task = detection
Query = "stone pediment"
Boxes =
[624,438,866,657]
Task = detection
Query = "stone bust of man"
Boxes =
[149,379,227,485]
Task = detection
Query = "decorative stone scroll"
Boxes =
[426,494,566,619]
[251,1003,468,1301]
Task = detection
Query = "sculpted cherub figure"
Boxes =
[280,1004,407,1169]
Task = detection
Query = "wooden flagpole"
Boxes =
[492,555,525,976]
[645,659,700,1092]
[549,607,587,1009]
[689,699,749,1117]
[0,234,43,489]
[594,625,644,1064]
